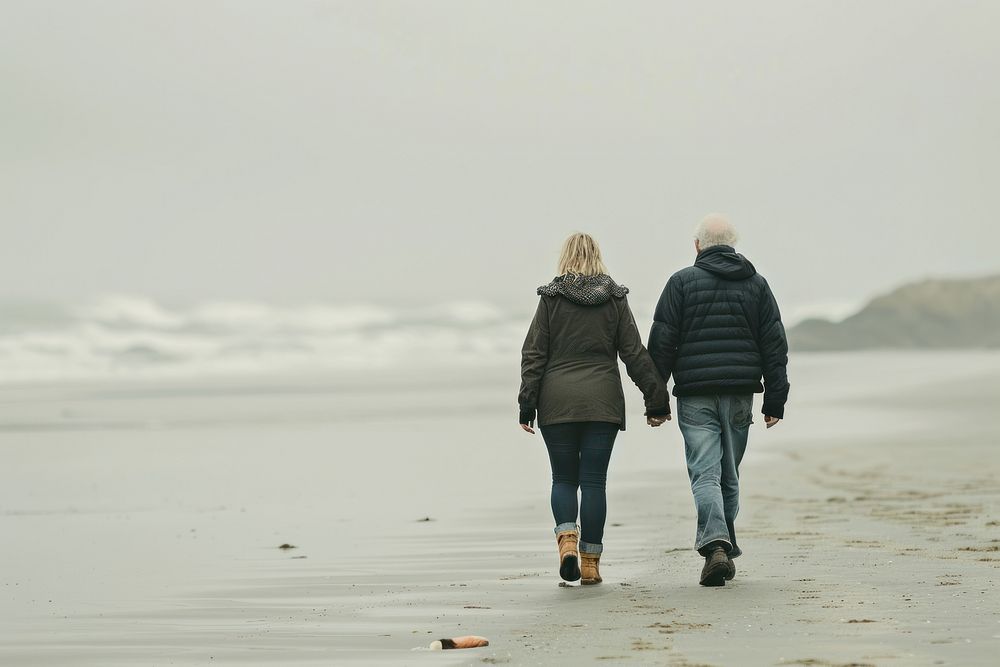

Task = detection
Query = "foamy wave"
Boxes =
[0,296,526,384]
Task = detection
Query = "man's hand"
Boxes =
[647,415,671,427]
[764,415,781,429]
[520,422,535,434]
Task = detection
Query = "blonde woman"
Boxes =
[519,233,669,584]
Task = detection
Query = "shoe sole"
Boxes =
[560,555,581,582]
[700,562,729,587]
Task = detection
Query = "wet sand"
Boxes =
[1,353,999,665]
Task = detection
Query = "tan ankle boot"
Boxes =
[556,529,581,582]
[580,552,602,585]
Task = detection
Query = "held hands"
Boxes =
[523,413,768,430]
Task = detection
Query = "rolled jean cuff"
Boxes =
[696,536,732,556]
[553,522,578,535]
[579,540,603,554]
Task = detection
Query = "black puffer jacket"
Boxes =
[648,246,790,418]
[519,274,669,431]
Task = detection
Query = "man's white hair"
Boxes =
[694,214,739,250]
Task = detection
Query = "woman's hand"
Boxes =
[647,415,671,427]
[519,408,536,434]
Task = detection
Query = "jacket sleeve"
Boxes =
[517,297,550,424]
[616,297,670,416]
[757,278,790,418]
[648,274,683,388]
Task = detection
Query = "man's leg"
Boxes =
[719,395,753,559]
[677,395,731,555]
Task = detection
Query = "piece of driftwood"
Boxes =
[429,635,489,650]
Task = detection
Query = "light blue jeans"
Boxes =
[676,394,754,558]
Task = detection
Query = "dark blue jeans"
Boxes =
[539,421,619,554]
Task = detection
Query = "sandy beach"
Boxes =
[2,352,999,666]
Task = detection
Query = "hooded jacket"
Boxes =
[648,246,790,418]
[518,274,668,430]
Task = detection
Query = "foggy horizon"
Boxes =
[0,261,994,323]
[4,1,999,319]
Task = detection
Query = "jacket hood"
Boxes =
[537,273,628,305]
[694,245,757,280]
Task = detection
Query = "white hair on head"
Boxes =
[694,214,739,250]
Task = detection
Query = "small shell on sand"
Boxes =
[429,636,490,650]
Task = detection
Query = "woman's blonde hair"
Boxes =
[558,233,608,277]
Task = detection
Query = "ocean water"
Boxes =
[0,295,529,384]
[0,294,858,386]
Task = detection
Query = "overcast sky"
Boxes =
[3,1,998,319]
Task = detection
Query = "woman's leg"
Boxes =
[539,422,582,531]
[577,422,618,552]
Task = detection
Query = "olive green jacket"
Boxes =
[518,280,668,431]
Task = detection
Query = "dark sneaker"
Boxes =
[724,556,736,581]
[699,547,729,587]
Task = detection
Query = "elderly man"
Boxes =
[647,215,789,586]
